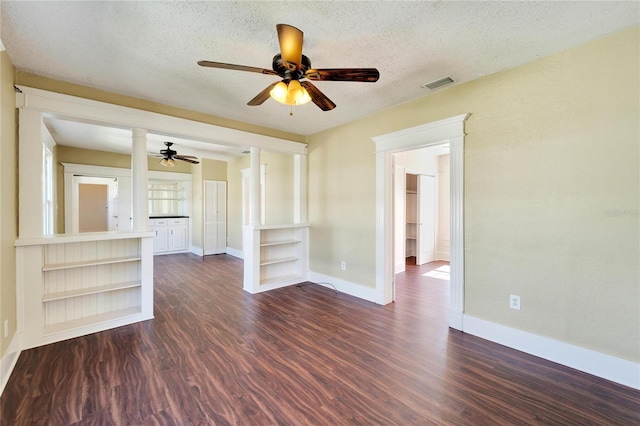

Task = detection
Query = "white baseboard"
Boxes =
[463,315,640,390]
[226,247,243,259]
[190,246,204,256]
[1,333,21,396]
[435,251,450,261]
[308,271,378,303]
[449,308,463,331]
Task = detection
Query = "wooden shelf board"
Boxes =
[43,255,141,271]
[43,307,142,335]
[260,256,298,266]
[43,281,141,302]
[260,274,304,286]
[260,240,301,247]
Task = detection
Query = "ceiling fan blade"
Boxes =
[198,60,278,76]
[300,81,336,111]
[305,68,380,82]
[248,82,279,106]
[277,24,303,71]
[174,156,200,164]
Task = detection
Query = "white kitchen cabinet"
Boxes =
[150,217,189,254]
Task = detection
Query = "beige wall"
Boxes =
[0,51,17,357]
[226,151,296,252]
[307,27,639,362]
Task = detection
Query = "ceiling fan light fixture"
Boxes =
[167,158,175,167]
[270,81,289,103]
[160,158,168,166]
[269,80,312,106]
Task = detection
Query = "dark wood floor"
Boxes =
[2,254,639,425]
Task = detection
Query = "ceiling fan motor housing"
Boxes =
[272,53,311,81]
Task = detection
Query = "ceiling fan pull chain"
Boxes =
[290,104,293,116]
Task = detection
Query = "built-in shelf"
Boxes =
[43,255,141,271]
[244,224,309,294]
[406,190,417,258]
[260,239,301,247]
[16,233,154,350]
[43,281,141,302]
[43,307,142,335]
[260,274,303,286]
[260,256,298,266]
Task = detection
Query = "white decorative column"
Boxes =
[293,153,307,224]
[17,108,44,238]
[249,147,261,225]
[131,128,149,232]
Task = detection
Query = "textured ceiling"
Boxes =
[1,1,639,156]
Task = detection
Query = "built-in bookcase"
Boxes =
[243,224,309,293]
[16,232,154,349]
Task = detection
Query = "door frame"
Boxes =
[372,113,469,330]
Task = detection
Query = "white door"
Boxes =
[204,180,227,255]
[417,174,436,265]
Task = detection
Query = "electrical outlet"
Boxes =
[510,295,521,310]
[340,261,346,271]
[3,320,8,338]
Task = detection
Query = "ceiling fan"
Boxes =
[198,24,380,112]
[154,142,200,167]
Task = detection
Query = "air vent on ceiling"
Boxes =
[421,76,455,90]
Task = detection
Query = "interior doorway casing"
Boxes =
[372,114,469,330]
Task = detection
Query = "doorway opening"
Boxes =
[70,176,119,233]
[372,113,468,329]
[392,145,451,316]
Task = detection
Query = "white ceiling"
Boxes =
[2,1,638,159]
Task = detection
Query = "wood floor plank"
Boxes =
[2,254,639,425]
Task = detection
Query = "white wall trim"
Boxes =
[16,85,307,155]
[226,247,244,259]
[190,246,205,256]
[308,271,378,303]
[463,315,640,390]
[0,333,21,396]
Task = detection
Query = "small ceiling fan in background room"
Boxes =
[155,142,200,167]
[198,24,380,115]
